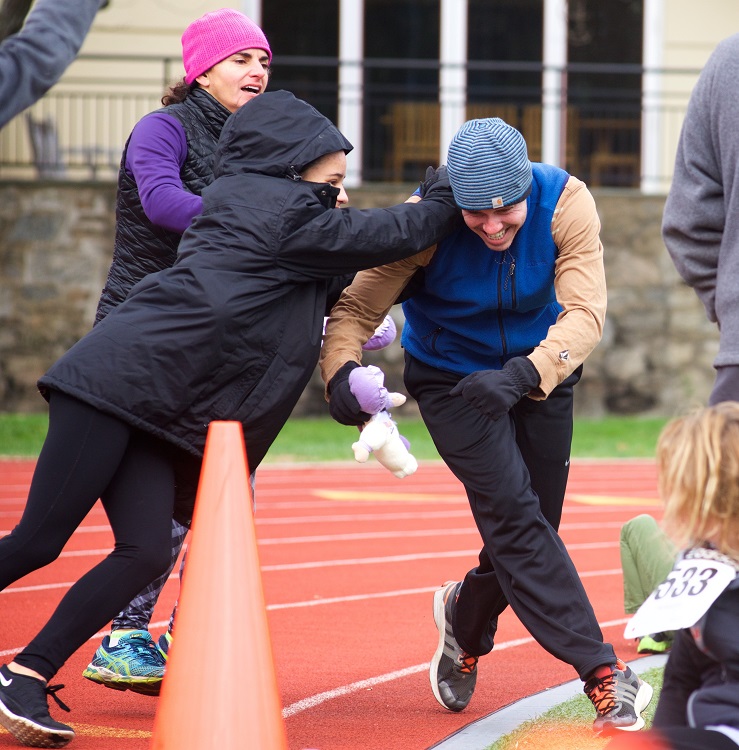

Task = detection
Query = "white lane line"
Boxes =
[281,617,630,718]
[264,549,490,572]
[255,513,627,528]
[263,548,619,572]
[0,526,479,549]
[257,510,474,525]
[257,531,622,546]
[0,542,619,584]
[2,574,622,656]
[0,525,112,536]
[0,515,631,536]
[1,546,621,593]
[260,528,477,545]
[268,572,621,609]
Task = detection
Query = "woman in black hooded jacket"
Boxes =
[0,90,460,749]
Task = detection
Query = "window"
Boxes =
[262,1,340,121]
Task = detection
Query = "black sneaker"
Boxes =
[584,659,653,733]
[429,581,479,712]
[0,664,74,748]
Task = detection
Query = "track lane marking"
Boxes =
[281,616,630,718]
[1,569,623,659]
[1,545,621,593]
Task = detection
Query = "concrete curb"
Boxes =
[429,654,668,750]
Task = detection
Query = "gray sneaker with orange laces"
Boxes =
[429,581,479,712]
[584,659,653,733]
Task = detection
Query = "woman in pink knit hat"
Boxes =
[82,7,395,697]
[81,7,272,696]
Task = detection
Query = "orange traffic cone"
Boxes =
[151,421,288,749]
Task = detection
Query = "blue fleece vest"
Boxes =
[402,162,569,376]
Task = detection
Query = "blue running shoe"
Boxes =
[156,631,172,662]
[82,631,164,696]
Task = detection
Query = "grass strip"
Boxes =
[486,666,664,750]
[0,413,668,460]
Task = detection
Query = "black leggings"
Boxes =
[0,392,176,680]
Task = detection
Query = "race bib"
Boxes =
[624,551,738,639]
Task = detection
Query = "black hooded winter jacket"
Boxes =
[38,91,461,473]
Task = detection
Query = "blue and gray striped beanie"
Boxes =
[446,118,533,210]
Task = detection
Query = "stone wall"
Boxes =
[0,180,718,417]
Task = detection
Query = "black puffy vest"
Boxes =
[95,88,231,322]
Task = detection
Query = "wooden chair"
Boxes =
[589,151,640,187]
[520,104,580,173]
[466,103,520,129]
[582,116,641,187]
[384,102,440,181]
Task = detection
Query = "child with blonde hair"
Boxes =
[658,403,739,559]
[609,402,739,750]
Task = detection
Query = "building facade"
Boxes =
[1,1,738,186]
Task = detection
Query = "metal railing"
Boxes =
[0,54,701,188]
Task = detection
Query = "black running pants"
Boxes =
[404,353,615,680]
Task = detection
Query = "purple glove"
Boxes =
[362,315,397,351]
[349,365,396,414]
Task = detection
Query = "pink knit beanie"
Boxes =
[182,8,272,85]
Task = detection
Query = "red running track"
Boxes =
[0,457,661,750]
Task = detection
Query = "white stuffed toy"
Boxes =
[348,365,418,479]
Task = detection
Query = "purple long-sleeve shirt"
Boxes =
[124,112,203,234]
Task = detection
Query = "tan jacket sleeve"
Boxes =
[319,246,437,391]
[321,176,606,401]
[526,175,607,398]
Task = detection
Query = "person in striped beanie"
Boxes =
[322,115,653,734]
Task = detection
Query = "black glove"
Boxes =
[418,165,450,199]
[450,357,540,421]
[327,362,372,426]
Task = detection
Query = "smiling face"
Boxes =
[461,200,528,251]
[195,48,270,113]
[300,151,349,207]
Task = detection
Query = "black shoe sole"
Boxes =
[0,696,74,749]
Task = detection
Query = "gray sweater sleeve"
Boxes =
[0,0,105,128]
[662,34,739,335]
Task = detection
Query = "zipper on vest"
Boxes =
[504,256,515,292]
[504,258,516,310]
